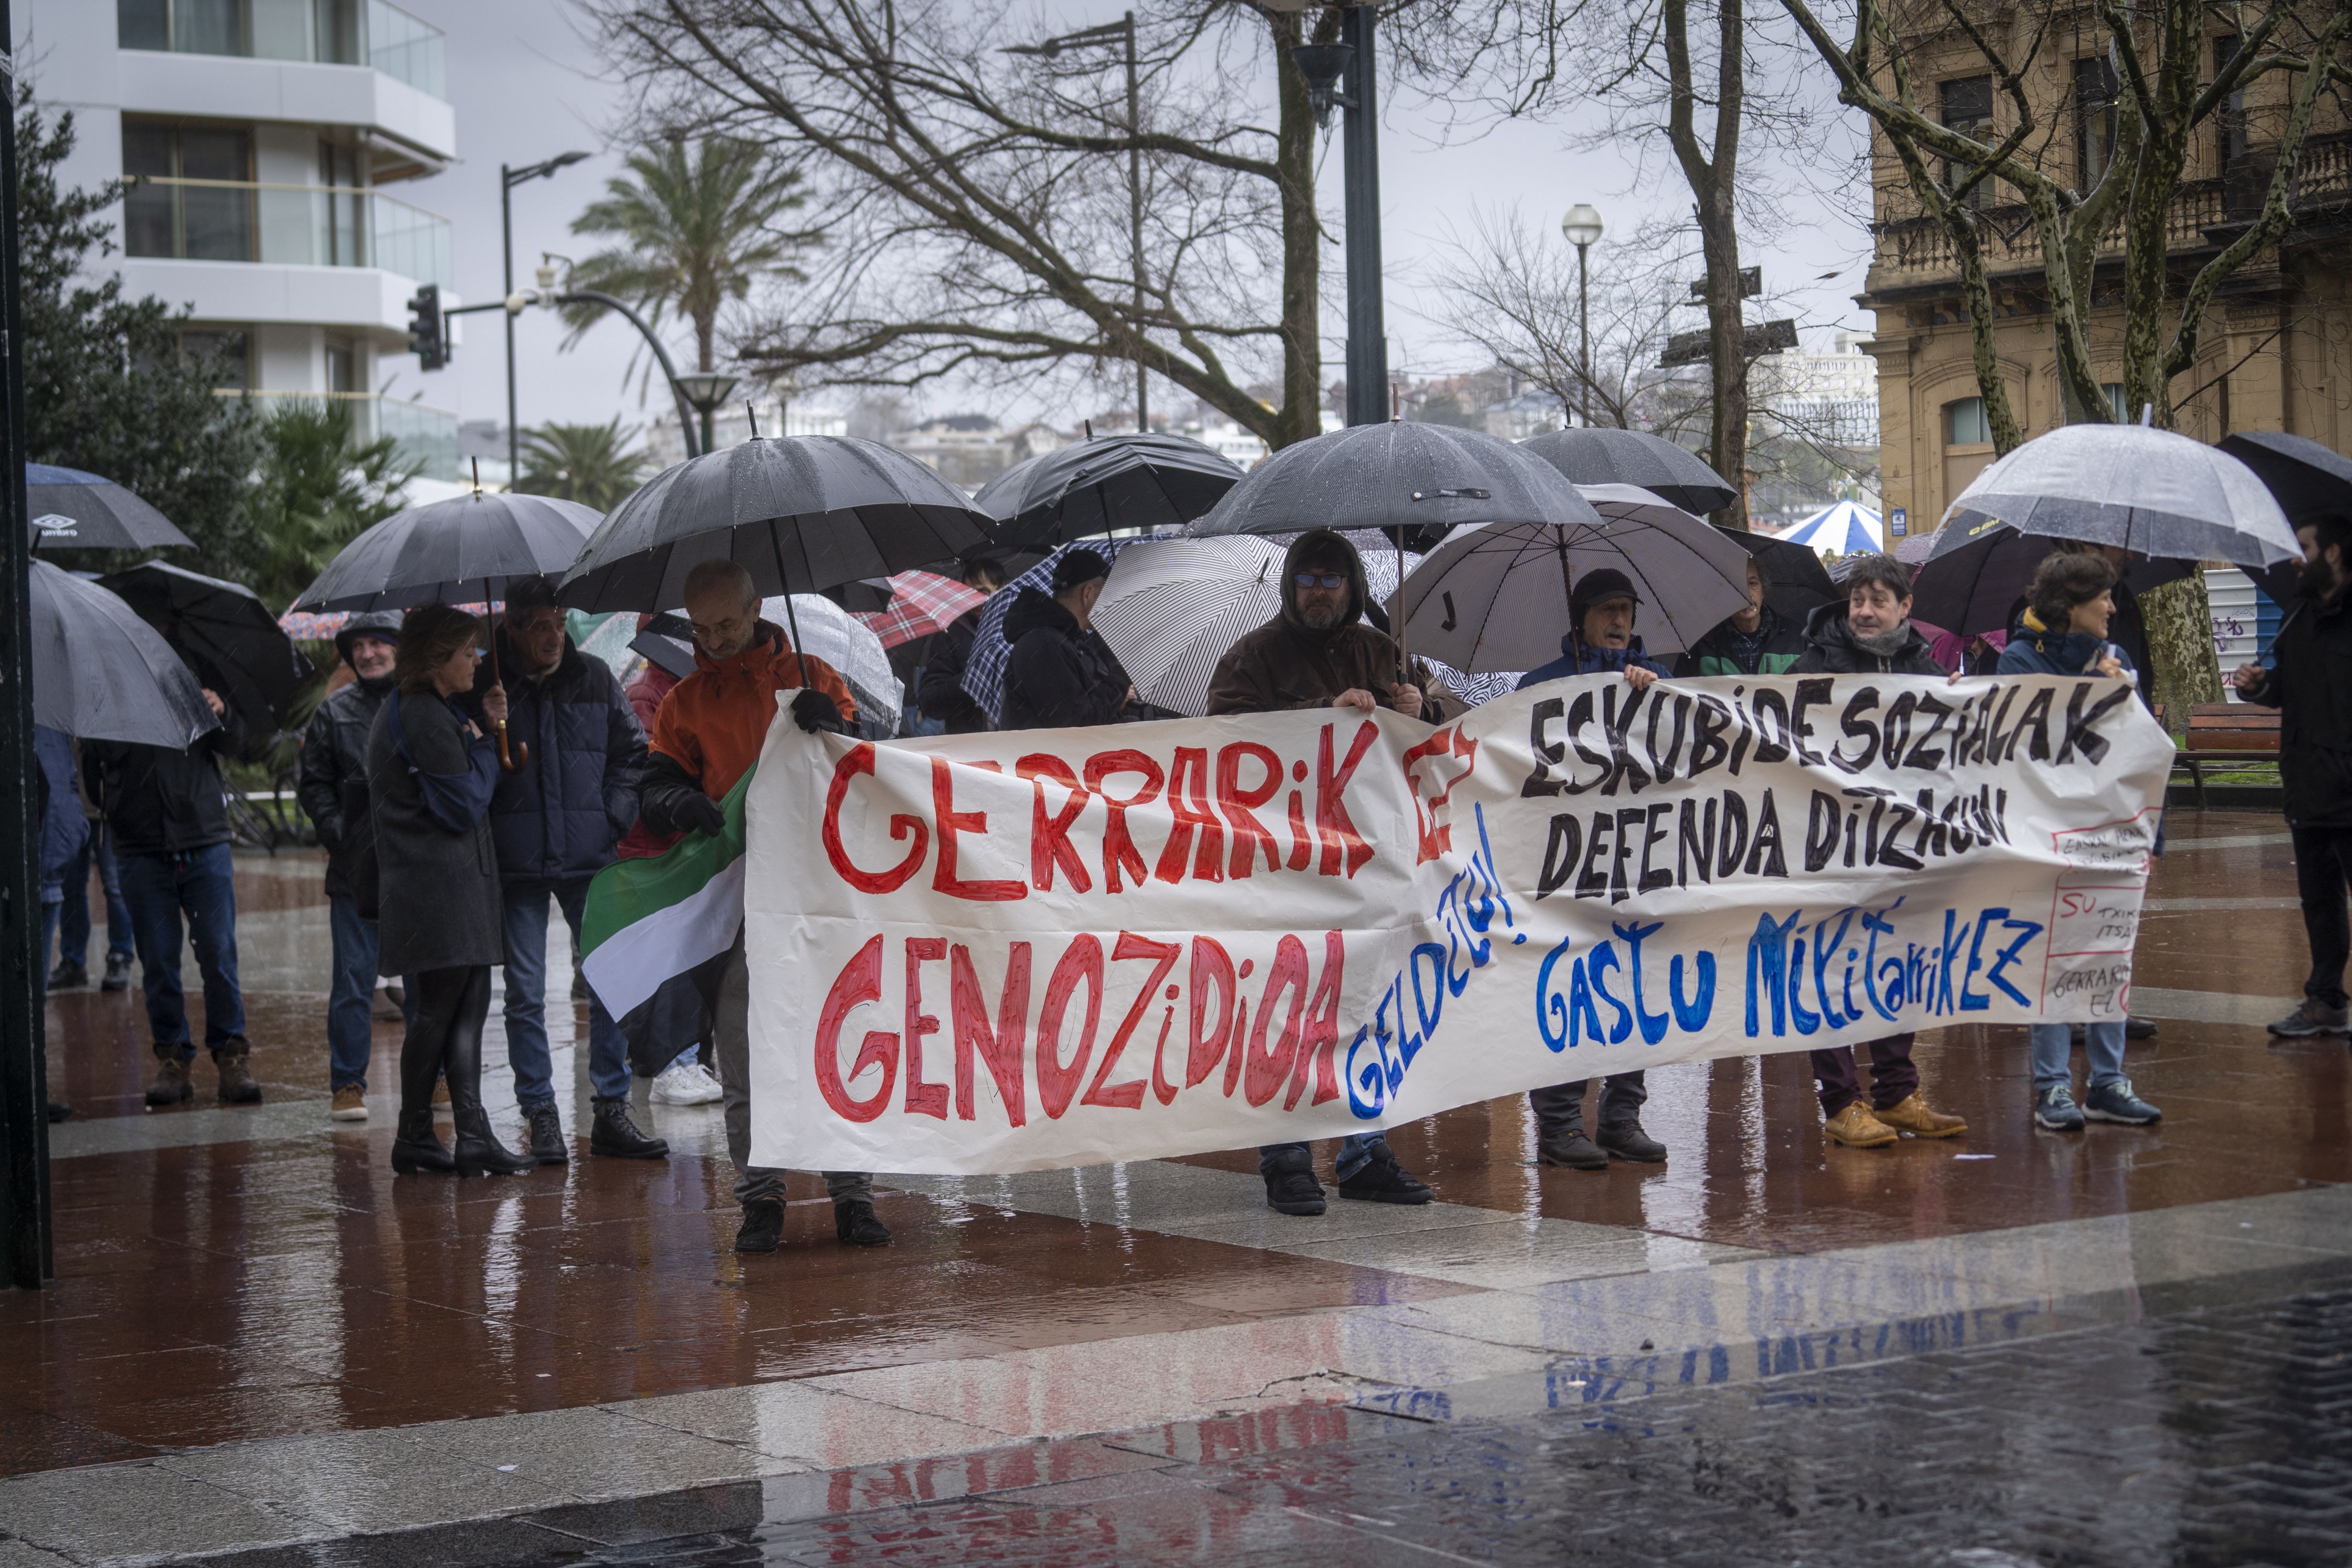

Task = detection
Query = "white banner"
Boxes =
[745,674,2171,1174]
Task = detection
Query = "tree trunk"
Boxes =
[1664,0,1749,529]
[2140,573,2219,734]
[1270,8,1322,449]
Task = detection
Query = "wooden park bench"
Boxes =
[2164,701,2281,809]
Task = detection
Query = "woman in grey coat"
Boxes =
[367,604,530,1177]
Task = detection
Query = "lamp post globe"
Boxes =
[672,372,742,457]
[1560,204,1605,248]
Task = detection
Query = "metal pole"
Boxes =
[556,291,701,458]
[1340,4,1386,428]
[1576,239,1590,429]
[700,404,714,458]
[0,0,54,1289]
[501,167,518,484]
[1125,11,1146,433]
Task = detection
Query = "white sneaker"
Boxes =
[651,1059,724,1105]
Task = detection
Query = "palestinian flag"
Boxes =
[579,767,753,1022]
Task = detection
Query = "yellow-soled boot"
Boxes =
[1875,1092,1967,1138]
[1823,1102,1899,1148]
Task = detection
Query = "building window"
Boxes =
[1945,396,1992,447]
[2075,56,2119,189]
[2104,383,2130,422]
[123,120,254,263]
[1940,75,1996,210]
[178,328,250,390]
[324,333,359,395]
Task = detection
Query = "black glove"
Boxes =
[790,688,844,734]
[677,791,727,838]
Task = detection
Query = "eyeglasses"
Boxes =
[1294,572,1347,591]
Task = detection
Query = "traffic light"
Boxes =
[407,284,446,370]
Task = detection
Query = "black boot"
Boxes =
[1336,1139,1434,1204]
[144,1052,193,1108]
[524,1104,569,1166]
[1531,1082,1607,1169]
[451,1107,533,1177]
[391,1109,455,1173]
[46,959,87,991]
[212,1035,263,1104]
[1262,1147,1326,1216]
[735,1200,786,1253]
[590,1098,668,1159]
[1597,1117,1667,1163]
[834,1200,892,1247]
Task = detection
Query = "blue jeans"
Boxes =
[2031,1021,2126,1095]
[502,878,629,1106]
[119,843,244,1056]
[1259,1136,1382,1182]
[327,893,412,1091]
[58,822,133,969]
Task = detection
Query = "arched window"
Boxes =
[1942,396,1996,504]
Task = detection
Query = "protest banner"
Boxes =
[614,672,2170,1175]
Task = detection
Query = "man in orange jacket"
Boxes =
[637,559,891,1254]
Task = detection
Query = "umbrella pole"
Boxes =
[487,583,527,774]
[1555,532,1575,619]
[779,590,811,687]
[1393,527,1409,684]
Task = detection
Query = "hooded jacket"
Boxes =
[1675,605,1807,677]
[999,588,1131,731]
[2240,586,2352,829]
[297,669,397,898]
[459,625,647,885]
[1789,601,1943,676]
[1206,530,1410,716]
[639,621,856,835]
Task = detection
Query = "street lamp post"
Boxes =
[500,152,590,482]
[1290,6,1387,429]
[672,372,742,458]
[525,264,716,460]
[1561,204,1604,429]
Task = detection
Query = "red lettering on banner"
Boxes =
[930,758,1025,902]
[814,934,897,1123]
[1153,748,1225,885]
[1292,931,1347,1109]
[823,744,927,894]
[1285,786,1311,870]
[1216,743,1284,879]
[1083,750,1163,893]
[1085,933,1180,1110]
[1315,721,1380,879]
[1402,725,1480,865]
[1185,938,1237,1088]
[951,942,1030,1126]
[902,938,948,1119]
[1017,754,1091,893]
[1148,999,1180,1106]
[1242,936,1311,1107]
[1037,935,1104,1119]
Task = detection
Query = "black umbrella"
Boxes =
[97,561,312,757]
[1716,525,1838,620]
[29,560,218,748]
[26,463,195,551]
[1909,512,2198,636]
[1519,428,1738,516]
[290,491,601,612]
[977,432,1246,554]
[2217,431,2343,606]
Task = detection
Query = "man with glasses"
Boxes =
[465,576,665,1165]
[1206,528,1436,1217]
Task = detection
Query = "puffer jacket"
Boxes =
[1206,529,1410,716]
[296,672,396,899]
[2241,589,2352,830]
[1789,602,1943,676]
[461,628,646,885]
[999,589,1130,731]
[1675,605,1807,677]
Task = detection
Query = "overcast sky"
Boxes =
[382,1,1875,440]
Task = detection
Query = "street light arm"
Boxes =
[554,290,703,460]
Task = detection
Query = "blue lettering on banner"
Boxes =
[1742,901,2044,1037]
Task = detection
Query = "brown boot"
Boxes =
[212,1036,263,1105]
[1875,1092,1965,1138]
[144,1053,193,1109]
[1823,1102,1898,1148]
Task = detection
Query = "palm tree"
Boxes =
[562,138,816,375]
[247,399,416,610]
[515,418,648,513]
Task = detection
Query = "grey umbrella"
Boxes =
[26,463,195,552]
[1941,422,2299,570]
[29,560,218,748]
[291,491,602,612]
[1519,428,1738,516]
[977,431,1245,554]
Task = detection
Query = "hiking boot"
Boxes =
[590,1098,668,1159]
[45,959,86,991]
[1597,1118,1667,1163]
[101,952,132,993]
[2125,1016,2158,1041]
[525,1104,569,1166]
[2033,1085,2086,1132]
[1874,1092,1966,1139]
[1537,1129,1609,1170]
[328,1085,367,1122]
[144,1053,193,1109]
[2269,998,2350,1039]
[1823,1102,1897,1147]
[1262,1148,1327,1217]
[835,1200,892,1247]
[1337,1140,1434,1204]
[2083,1079,2162,1126]
[734,1200,786,1253]
[212,1037,262,1104]
[390,1109,454,1174]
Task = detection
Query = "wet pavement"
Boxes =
[4,812,2348,1565]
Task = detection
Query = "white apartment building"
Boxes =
[26,0,461,477]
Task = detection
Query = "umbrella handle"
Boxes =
[494,719,529,775]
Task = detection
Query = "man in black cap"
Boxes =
[1000,548,1134,730]
[1207,528,1436,1216]
[1517,568,1673,1168]
[298,612,409,1121]
[918,556,1008,734]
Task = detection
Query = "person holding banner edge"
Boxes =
[637,559,893,1254]
[1517,569,1674,1168]
[1790,555,1971,1149]
[1205,528,1435,1216]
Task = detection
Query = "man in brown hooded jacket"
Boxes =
[1206,528,1437,1216]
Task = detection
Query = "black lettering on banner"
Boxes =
[1746,789,1788,877]
[1687,694,1733,778]
[1805,790,1841,873]
[1521,697,1566,797]
[1638,801,1674,894]
[1677,796,1717,887]
[1881,691,1916,771]
[1577,810,1613,897]
[2057,680,2132,765]
[1789,677,1834,766]
[1716,792,1750,878]
[1831,687,1881,774]
[1609,805,1646,901]
[1903,693,1953,770]
[1599,685,1653,797]
[2009,686,2056,763]
[1749,688,1791,765]
[1565,691,1609,793]
[1537,813,1582,898]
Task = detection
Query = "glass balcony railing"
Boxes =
[117,0,447,100]
[125,178,452,289]
[232,390,461,481]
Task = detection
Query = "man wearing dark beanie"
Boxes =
[1000,547,1135,729]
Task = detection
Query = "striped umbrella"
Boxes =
[854,570,989,650]
[1774,498,1883,557]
